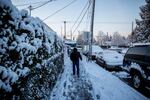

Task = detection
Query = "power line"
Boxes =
[72,1,91,34]
[45,21,132,24]
[15,0,51,7]
[27,0,56,16]
[71,0,91,30]
[15,0,56,16]
[42,0,77,21]
[31,0,56,10]
[85,10,90,30]
[85,0,92,31]
[95,22,132,24]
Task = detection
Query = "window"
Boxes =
[127,46,148,55]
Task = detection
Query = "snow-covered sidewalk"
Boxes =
[50,49,149,100]
[83,56,149,100]
[50,50,94,100]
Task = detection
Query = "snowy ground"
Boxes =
[50,49,94,100]
[111,71,131,78]
[50,48,149,100]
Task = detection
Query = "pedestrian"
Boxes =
[70,47,82,78]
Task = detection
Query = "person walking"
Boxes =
[70,48,82,78]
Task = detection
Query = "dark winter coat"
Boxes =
[70,48,82,62]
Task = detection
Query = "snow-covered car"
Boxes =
[96,50,123,70]
[120,48,128,56]
[123,43,150,90]
[76,45,82,52]
[83,50,89,56]
[109,46,122,53]
[91,45,103,60]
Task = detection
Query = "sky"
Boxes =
[12,0,145,38]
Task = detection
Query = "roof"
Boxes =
[132,43,150,46]
[65,40,76,44]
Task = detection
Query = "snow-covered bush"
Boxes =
[0,0,63,99]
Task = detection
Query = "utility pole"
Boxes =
[89,0,96,60]
[28,5,32,16]
[63,21,66,39]
[131,21,134,34]
[70,30,73,40]
[61,26,63,39]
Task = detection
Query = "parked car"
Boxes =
[123,43,150,90]
[76,45,82,52]
[120,48,128,56]
[83,50,89,56]
[91,45,103,60]
[96,50,123,70]
[109,46,122,53]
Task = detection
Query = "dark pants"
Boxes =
[73,61,79,77]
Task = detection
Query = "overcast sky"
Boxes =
[12,0,145,38]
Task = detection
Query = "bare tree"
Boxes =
[111,32,126,46]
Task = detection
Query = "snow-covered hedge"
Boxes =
[0,0,63,99]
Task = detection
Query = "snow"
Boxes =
[17,43,37,54]
[148,77,150,81]
[111,71,130,78]
[0,66,19,92]
[0,81,12,92]
[83,45,103,54]
[16,67,30,77]
[43,43,51,54]
[50,47,148,100]
[97,50,123,66]
[121,48,128,55]
[91,45,103,54]
[132,43,150,46]
[0,0,63,94]
[20,21,35,35]
[84,61,148,100]
[0,0,12,8]
[14,33,27,43]
[50,48,94,100]
[31,38,42,49]
[65,39,76,44]
[130,63,143,74]
[21,9,28,17]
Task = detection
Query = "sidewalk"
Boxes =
[50,49,149,100]
[82,56,149,100]
[50,49,94,100]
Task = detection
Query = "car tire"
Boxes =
[132,71,144,90]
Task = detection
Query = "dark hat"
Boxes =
[73,47,77,52]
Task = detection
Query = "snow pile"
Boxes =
[111,71,130,78]
[0,0,63,99]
